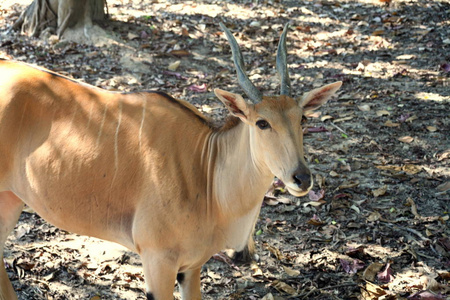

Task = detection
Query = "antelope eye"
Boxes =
[256,119,271,130]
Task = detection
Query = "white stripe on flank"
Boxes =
[139,100,147,151]
[113,102,123,178]
[68,107,77,133]
[96,104,108,148]
[86,102,94,129]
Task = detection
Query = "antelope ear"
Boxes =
[214,89,250,122]
[297,81,342,112]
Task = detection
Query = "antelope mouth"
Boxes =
[286,185,310,197]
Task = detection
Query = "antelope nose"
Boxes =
[293,173,311,191]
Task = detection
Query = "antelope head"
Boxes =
[215,23,342,197]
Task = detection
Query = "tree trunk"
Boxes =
[12,0,107,39]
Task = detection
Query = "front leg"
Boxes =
[177,268,201,300]
[140,250,178,300]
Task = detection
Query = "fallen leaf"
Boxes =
[377,262,394,283]
[384,120,400,127]
[307,126,328,133]
[308,189,325,201]
[270,280,298,296]
[306,219,324,226]
[264,198,280,206]
[376,110,391,116]
[250,262,263,277]
[372,185,387,197]
[437,181,450,192]
[358,104,371,111]
[187,83,207,93]
[321,115,333,121]
[277,197,291,204]
[90,296,101,300]
[340,258,365,274]
[406,197,421,219]
[402,164,421,175]
[408,290,446,300]
[283,266,300,277]
[261,293,275,300]
[329,170,339,177]
[362,262,384,282]
[334,116,354,123]
[266,244,284,260]
[169,49,190,56]
[406,115,418,123]
[362,281,386,299]
[307,214,324,226]
[167,60,180,71]
[372,29,385,36]
[338,180,360,190]
[398,136,414,143]
[426,126,437,132]
[367,211,381,222]
[303,200,326,207]
[127,32,139,40]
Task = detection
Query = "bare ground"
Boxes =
[0,0,449,299]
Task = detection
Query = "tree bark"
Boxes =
[12,0,107,38]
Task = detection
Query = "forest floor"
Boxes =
[0,0,449,299]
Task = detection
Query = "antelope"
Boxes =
[0,23,341,300]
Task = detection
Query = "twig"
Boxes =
[380,220,430,242]
[329,122,348,135]
[292,282,358,299]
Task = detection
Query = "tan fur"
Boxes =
[0,60,341,300]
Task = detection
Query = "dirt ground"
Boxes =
[0,0,449,299]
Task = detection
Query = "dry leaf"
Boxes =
[362,262,384,282]
[266,244,284,260]
[277,197,291,204]
[367,211,381,222]
[270,280,298,296]
[384,120,400,127]
[264,198,280,206]
[340,258,365,274]
[377,262,394,283]
[261,293,274,300]
[398,136,414,143]
[406,197,421,219]
[329,170,339,177]
[334,116,354,123]
[169,49,191,56]
[350,204,360,214]
[90,296,101,300]
[361,281,386,299]
[307,217,324,226]
[338,180,360,190]
[321,115,334,121]
[283,266,301,277]
[426,126,437,132]
[437,181,450,192]
[303,200,326,207]
[127,32,139,40]
[376,110,391,116]
[372,185,387,197]
[402,164,421,175]
[358,104,371,111]
[250,262,263,277]
[167,60,180,71]
[406,115,418,122]
[372,29,385,36]
[308,189,325,201]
